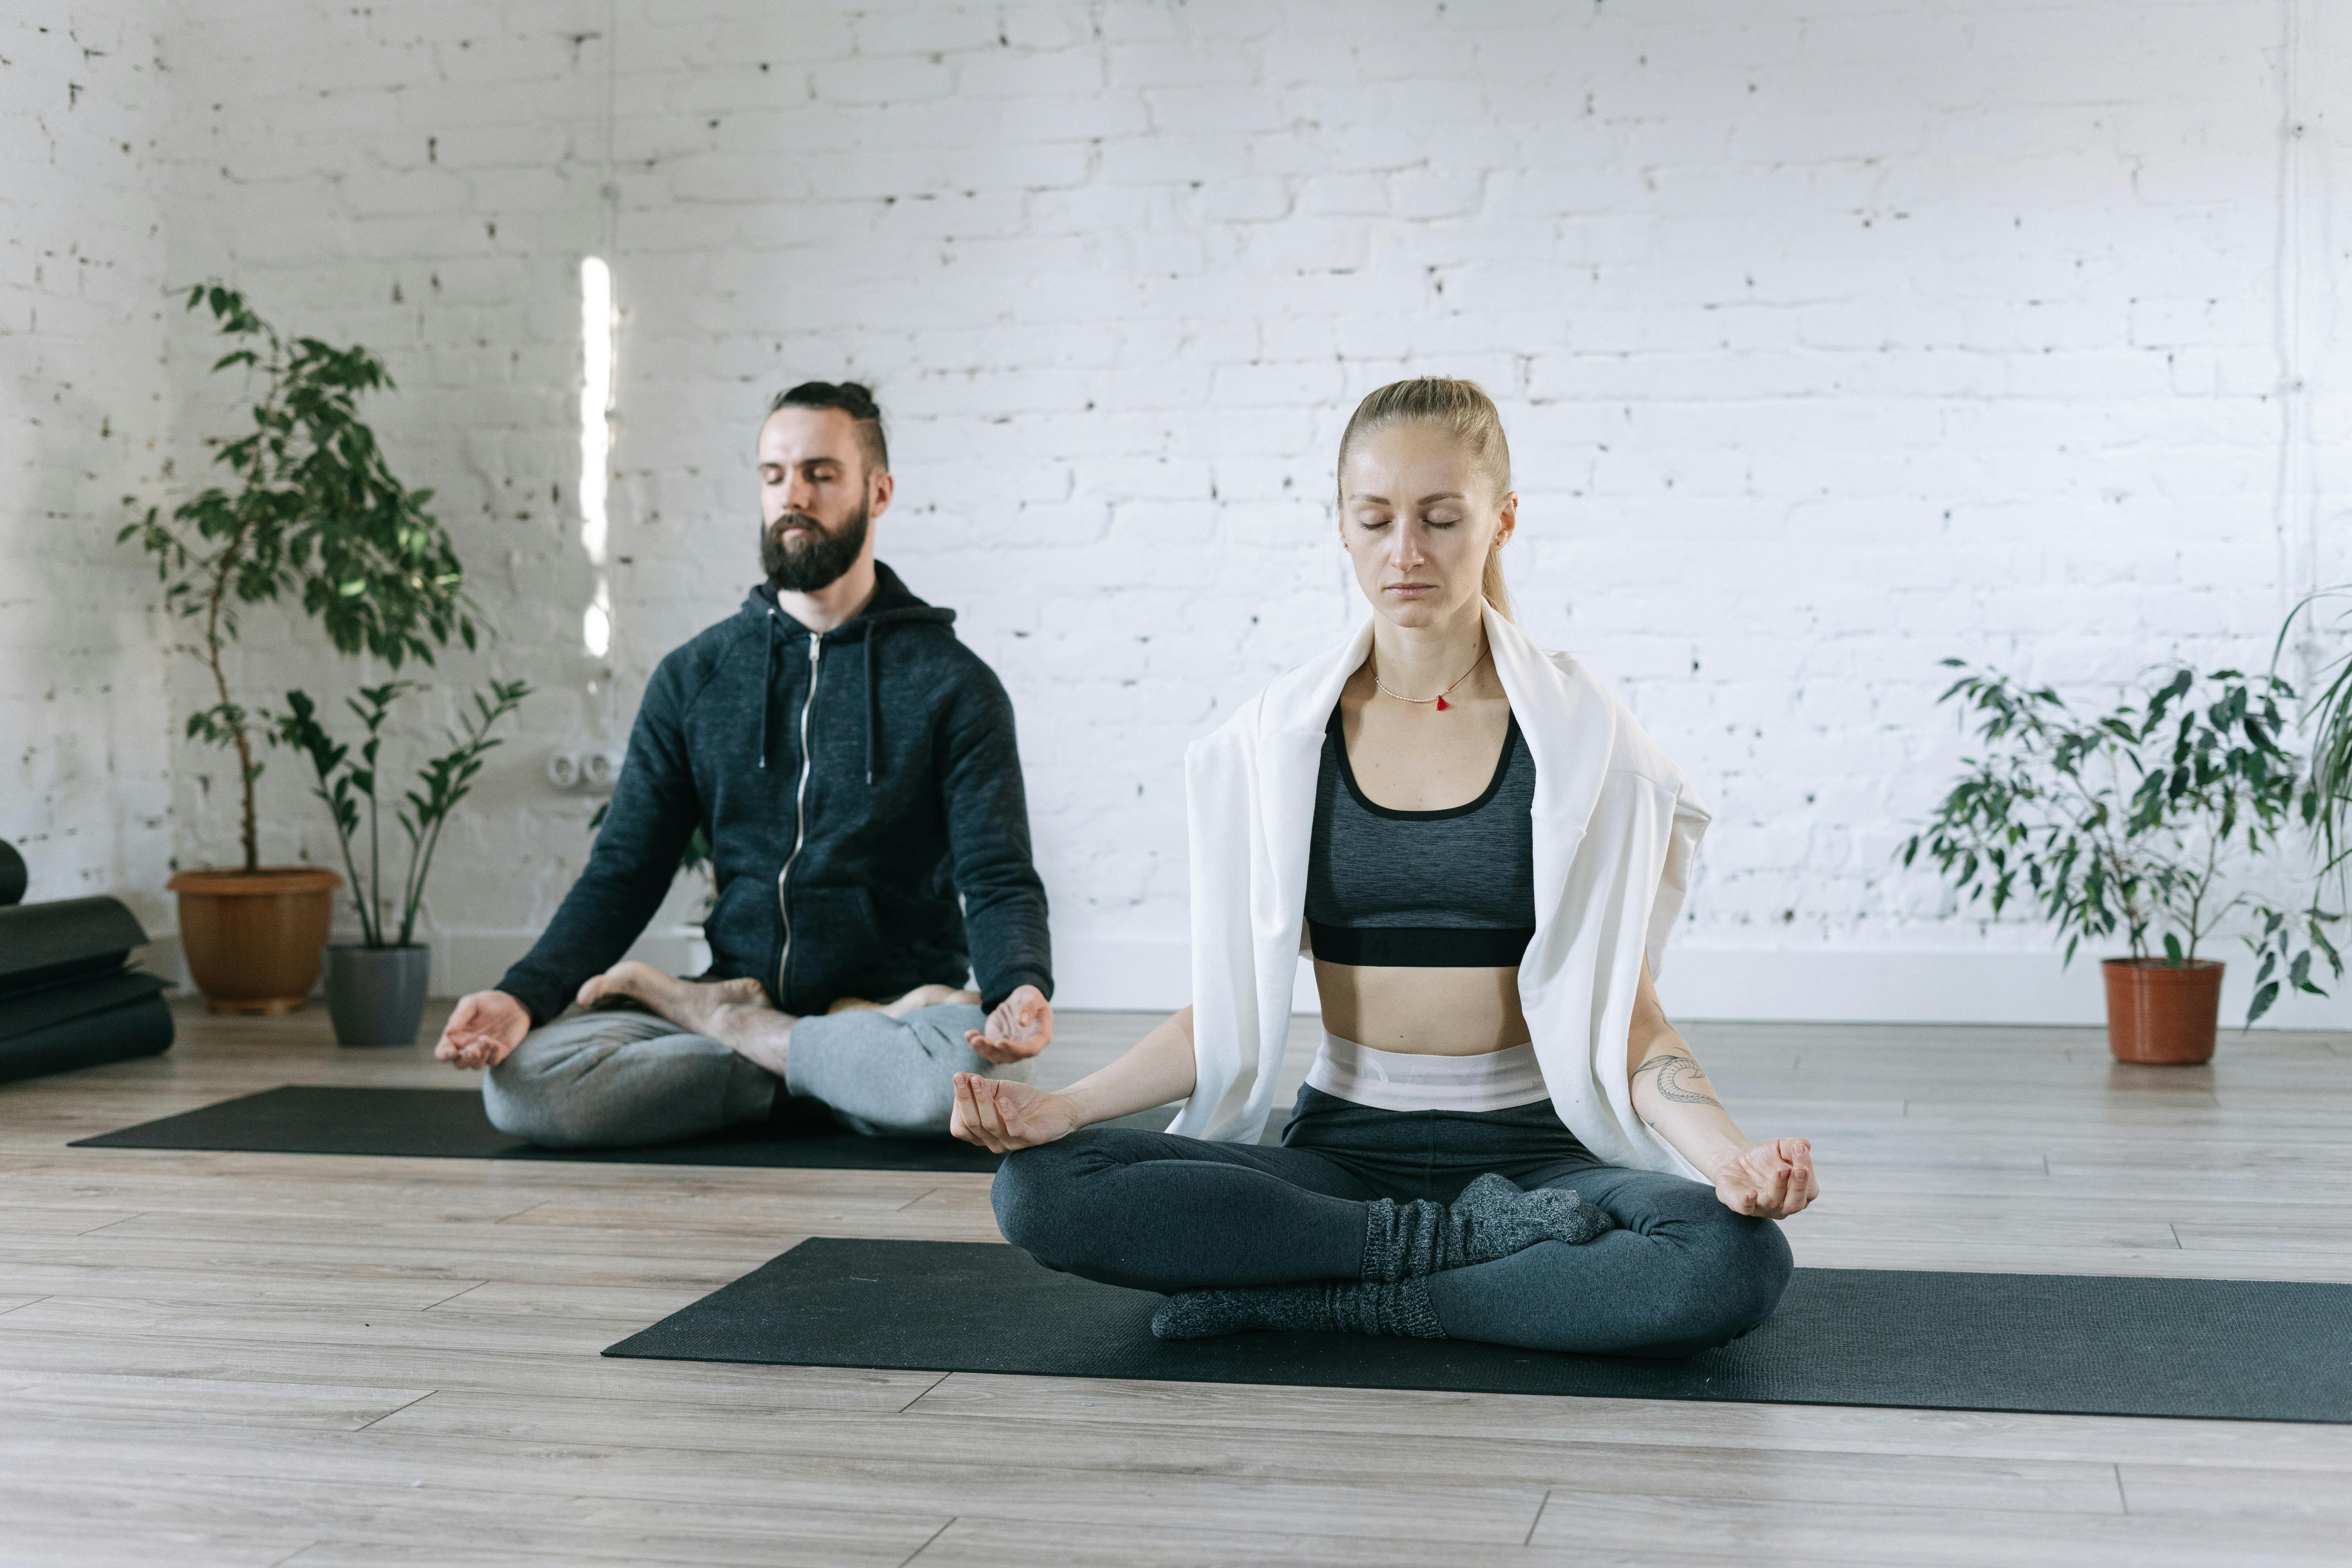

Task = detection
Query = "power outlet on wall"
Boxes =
[546,747,623,795]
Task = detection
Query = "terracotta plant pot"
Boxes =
[2102,957,2224,1065]
[167,866,343,1015]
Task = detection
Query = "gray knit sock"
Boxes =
[1359,1172,1613,1283]
[1150,1279,1448,1341]
[1454,1170,1615,1256]
[1358,1195,1448,1282]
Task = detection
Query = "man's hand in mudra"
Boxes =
[435,989,531,1070]
[964,983,1053,1064]
[1709,1138,1818,1220]
[949,1073,1079,1153]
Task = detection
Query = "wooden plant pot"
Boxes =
[167,866,343,1015]
[2102,957,2223,1065]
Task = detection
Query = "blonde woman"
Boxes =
[953,379,1813,1356]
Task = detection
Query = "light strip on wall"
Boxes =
[579,255,615,658]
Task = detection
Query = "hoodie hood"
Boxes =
[746,559,958,632]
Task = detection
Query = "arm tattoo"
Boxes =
[1634,1053,1722,1110]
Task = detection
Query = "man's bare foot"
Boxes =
[577,960,765,1032]
[828,984,980,1018]
[574,961,795,1073]
[884,983,981,1018]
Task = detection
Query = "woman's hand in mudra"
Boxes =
[950,1073,1080,1152]
[1709,1138,1818,1220]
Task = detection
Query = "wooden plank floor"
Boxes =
[1,1000,2347,1566]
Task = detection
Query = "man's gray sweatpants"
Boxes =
[481,1002,1029,1149]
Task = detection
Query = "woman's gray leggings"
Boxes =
[993,1085,1793,1358]
[481,1002,1027,1147]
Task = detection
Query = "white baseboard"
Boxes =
[1657,946,2351,1030]
[138,927,2351,1030]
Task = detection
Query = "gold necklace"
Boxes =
[1373,648,1485,711]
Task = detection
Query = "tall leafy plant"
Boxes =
[278,680,531,948]
[1903,662,2340,1024]
[118,284,477,873]
[2281,588,2352,884]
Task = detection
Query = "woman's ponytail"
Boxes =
[1481,546,1512,622]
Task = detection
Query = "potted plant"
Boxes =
[2282,588,2352,886]
[1903,662,2340,1062]
[278,679,529,1046]
[120,284,476,1013]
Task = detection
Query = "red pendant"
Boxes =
[1435,696,1450,711]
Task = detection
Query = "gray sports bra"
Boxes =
[1304,704,1538,967]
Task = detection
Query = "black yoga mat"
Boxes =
[72,1085,1005,1172]
[0,993,176,1087]
[603,1236,2352,1424]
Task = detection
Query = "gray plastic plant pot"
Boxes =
[323,943,431,1048]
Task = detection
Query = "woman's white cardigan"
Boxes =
[1168,604,1713,1180]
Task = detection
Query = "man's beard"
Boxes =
[760,501,869,594]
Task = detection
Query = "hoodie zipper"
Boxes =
[776,631,823,1000]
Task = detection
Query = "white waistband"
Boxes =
[1305,1032,1550,1113]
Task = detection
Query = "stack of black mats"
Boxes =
[0,843,175,1085]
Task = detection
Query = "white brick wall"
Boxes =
[0,5,178,942]
[22,1,2352,1022]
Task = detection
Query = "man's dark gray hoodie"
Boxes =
[496,563,1051,1025]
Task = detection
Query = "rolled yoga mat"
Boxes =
[0,993,177,1086]
[0,970,172,1043]
[602,1236,2352,1424]
[73,1085,1009,1172]
[0,896,152,997]
[0,895,174,1083]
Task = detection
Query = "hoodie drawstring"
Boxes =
[863,622,882,785]
[759,606,887,784]
[757,610,779,770]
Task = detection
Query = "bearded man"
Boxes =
[434,381,1055,1147]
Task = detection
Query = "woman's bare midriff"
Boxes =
[1312,958,1529,1056]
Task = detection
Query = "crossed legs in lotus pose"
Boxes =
[477,961,1050,1149]
[573,960,977,1078]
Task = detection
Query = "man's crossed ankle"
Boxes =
[568,960,1045,1076]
